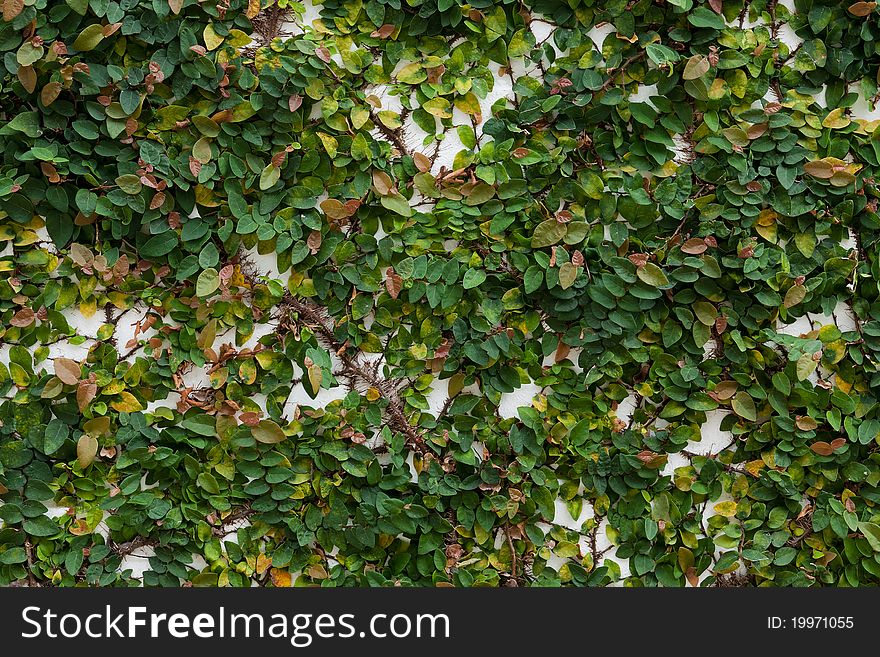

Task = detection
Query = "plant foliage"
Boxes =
[2,0,880,587]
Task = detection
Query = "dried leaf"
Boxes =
[54,358,82,385]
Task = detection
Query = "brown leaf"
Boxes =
[848,2,877,17]
[554,341,571,363]
[714,315,728,334]
[287,94,302,112]
[370,24,395,39]
[10,307,35,327]
[17,64,36,94]
[168,0,183,14]
[680,238,707,255]
[385,267,402,299]
[306,230,322,254]
[40,81,62,107]
[712,380,738,400]
[636,450,668,469]
[830,437,847,450]
[239,411,261,426]
[426,64,445,84]
[685,566,699,587]
[54,357,82,385]
[413,152,431,173]
[795,415,819,431]
[189,156,202,178]
[102,22,122,37]
[809,441,834,456]
[372,170,393,196]
[2,0,23,20]
[149,191,165,210]
[747,122,768,140]
[77,381,97,412]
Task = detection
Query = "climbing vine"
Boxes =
[2,0,880,587]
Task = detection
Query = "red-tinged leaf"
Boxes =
[168,0,183,14]
[288,94,303,112]
[149,191,165,210]
[189,156,202,177]
[709,0,723,12]
[830,438,847,450]
[371,24,395,38]
[239,411,261,426]
[628,253,648,268]
[316,46,332,63]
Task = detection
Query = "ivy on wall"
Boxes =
[2,0,880,587]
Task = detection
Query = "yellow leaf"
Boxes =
[713,500,738,517]
[270,568,292,587]
[80,297,97,318]
[822,108,850,129]
[77,434,98,468]
[246,0,261,18]
[203,23,224,51]
[111,391,143,413]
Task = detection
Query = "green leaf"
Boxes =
[859,522,880,552]
[380,193,413,217]
[72,24,106,51]
[636,263,669,287]
[259,163,281,190]
[558,262,578,289]
[8,111,41,138]
[196,268,220,297]
[23,516,61,537]
[141,233,179,258]
[44,419,69,455]
[462,268,487,290]
[682,55,709,80]
[732,391,757,422]
[0,547,28,564]
[252,419,286,444]
[531,219,567,248]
